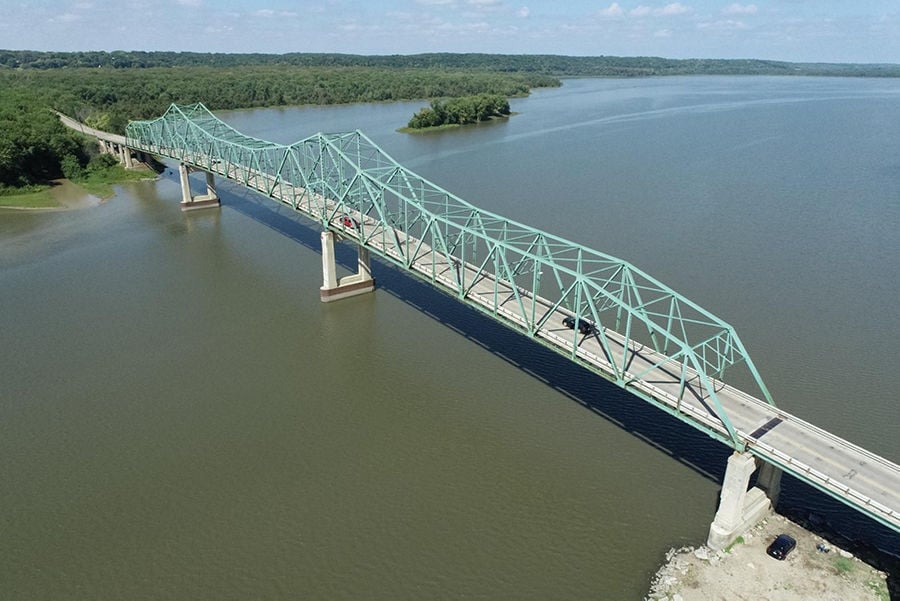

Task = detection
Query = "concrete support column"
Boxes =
[321,231,339,290]
[123,146,134,169]
[178,163,220,211]
[178,163,193,205]
[756,462,783,507]
[205,171,217,198]
[707,451,772,550]
[319,231,375,302]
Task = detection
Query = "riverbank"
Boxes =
[0,167,158,211]
[646,513,890,600]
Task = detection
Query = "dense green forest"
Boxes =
[2,49,898,195]
[407,94,511,129]
[0,63,554,193]
[3,50,899,77]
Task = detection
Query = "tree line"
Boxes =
[0,65,556,192]
[407,94,511,129]
[3,50,899,77]
[3,49,897,193]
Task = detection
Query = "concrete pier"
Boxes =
[320,231,375,302]
[707,451,773,550]
[178,164,220,211]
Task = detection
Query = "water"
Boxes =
[2,76,898,599]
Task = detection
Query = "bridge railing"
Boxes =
[127,102,776,449]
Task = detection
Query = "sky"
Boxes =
[2,0,899,64]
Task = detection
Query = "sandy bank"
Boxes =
[646,513,889,601]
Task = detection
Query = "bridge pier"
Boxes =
[707,451,773,551]
[320,231,375,302]
[178,163,220,211]
[755,461,783,507]
[120,144,134,169]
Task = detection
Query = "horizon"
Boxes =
[2,1,898,65]
[3,48,899,67]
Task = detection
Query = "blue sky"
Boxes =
[3,0,898,63]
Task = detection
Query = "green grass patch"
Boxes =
[0,186,60,209]
[73,165,155,198]
[833,556,854,574]
[723,536,744,553]
[867,579,889,601]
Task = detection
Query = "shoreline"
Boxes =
[0,170,160,212]
[645,513,890,600]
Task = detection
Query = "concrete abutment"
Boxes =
[707,451,778,551]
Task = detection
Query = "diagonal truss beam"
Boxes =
[127,102,776,450]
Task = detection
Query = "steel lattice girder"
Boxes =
[127,102,776,449]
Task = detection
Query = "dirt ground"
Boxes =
[646,513,890,601]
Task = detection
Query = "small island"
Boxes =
[402,93,511,132]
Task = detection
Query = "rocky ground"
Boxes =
[646,513,890,601]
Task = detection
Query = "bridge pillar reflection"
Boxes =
[707,451,773,550]
[320,231,375,302]
[178,163,220,211]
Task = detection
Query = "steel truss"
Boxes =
[127,102,777,450]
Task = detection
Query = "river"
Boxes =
[1,76,898,599]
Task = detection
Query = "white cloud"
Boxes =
[467,0,502,5]
[175,0,202,6]
[697,19,748,31]
[629,3,691,17]
[415,0,455,5]
[252,8,298,18]
[598,3,625,18]
[659,3,690,16]
[517,6,530,18]
[722,3,757,16]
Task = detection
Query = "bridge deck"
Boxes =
[119,141,899,534]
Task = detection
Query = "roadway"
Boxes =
[129,142,900,534]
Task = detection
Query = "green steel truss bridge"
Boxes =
[120,103,898,544]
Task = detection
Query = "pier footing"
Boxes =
[179,164,220,211]
[707,451,773,551]
[319,231,375,302]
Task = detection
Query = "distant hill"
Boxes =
[2,50,899,78]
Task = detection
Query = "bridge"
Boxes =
[63,103,899,549]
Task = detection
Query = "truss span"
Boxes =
[125,103,899,533]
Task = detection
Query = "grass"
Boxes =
[723,536,744,553]
[0,164,156,209]
[74,165,156,198]
[0,186,60,209]
[866,579,889,601]
[833,556,855,574]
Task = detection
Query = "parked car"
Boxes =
[766,534,796,560]
[562,315,595,335]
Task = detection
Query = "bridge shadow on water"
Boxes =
[223,190,900,580]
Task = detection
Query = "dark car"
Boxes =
[562,316,595,335]
[766,534,796,560]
